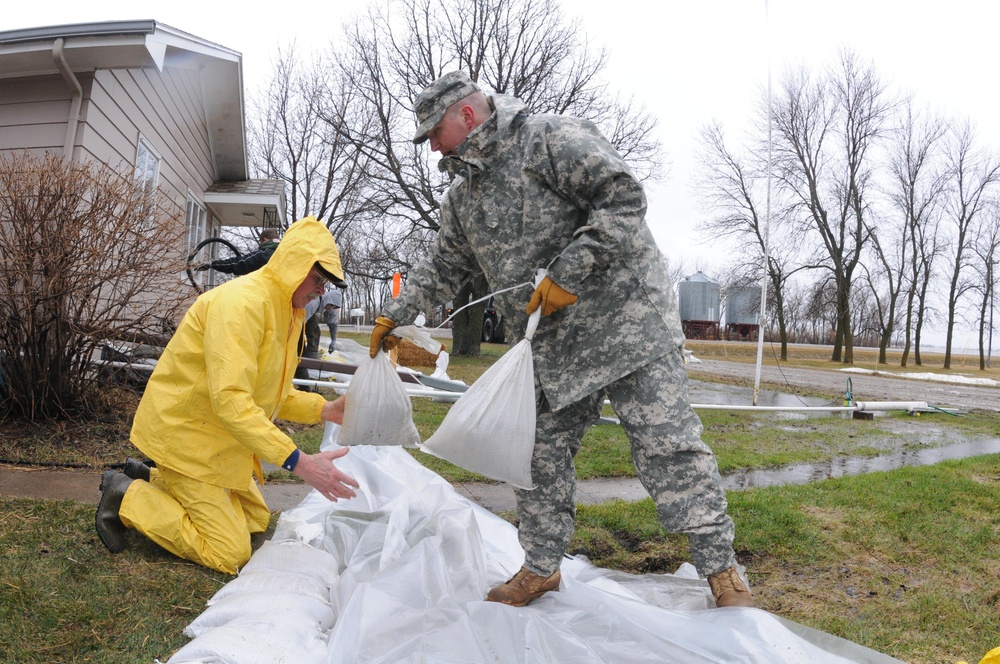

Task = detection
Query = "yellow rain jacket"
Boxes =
[130,216,345,490]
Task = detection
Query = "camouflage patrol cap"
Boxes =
[412,71,481,144]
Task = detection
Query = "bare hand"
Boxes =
[293,447,359,502]
[321,395,346,424]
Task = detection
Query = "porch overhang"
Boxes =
[203,179,286,229]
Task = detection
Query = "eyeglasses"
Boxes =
[310,269,328,290]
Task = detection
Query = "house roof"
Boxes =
[0,20,247,181]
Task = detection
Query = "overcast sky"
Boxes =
[7,0,1000,349]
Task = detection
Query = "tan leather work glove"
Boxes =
[525,276,578,316]
[369,316,400,358]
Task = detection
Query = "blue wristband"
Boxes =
[281,449,300,472]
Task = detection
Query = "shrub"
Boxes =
[0,152,189,420]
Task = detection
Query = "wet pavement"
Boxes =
[0,464,320,513]
[5,433,999,514]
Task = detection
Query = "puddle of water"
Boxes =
[722,437,1000,490]
[689,379,841,413]
[594,380,999,493]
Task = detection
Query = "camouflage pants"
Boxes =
[514,348,736,577]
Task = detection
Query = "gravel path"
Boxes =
[688,358,999,412]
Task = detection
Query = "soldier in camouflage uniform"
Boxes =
[370,71,753,608]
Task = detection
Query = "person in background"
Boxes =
[370,71,753,609]
[95,217,359,574]
[321,288,343,353]
[303,296,322,359]
[200,227,280,276]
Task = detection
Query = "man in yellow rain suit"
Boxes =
[95,216,359,574]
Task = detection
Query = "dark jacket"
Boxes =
[211,240,279,276]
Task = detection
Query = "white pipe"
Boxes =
[96,367,937,412]
[850,401,930,411]
[291,378,462,402]
[94,360,154,373]
[89,367,463,402]
[294,375,936,411]
[691,402,927,412]
[52,38,83,160]
[754,0,773,406]
[601,397,934,412]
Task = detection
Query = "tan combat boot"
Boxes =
[486,567,562,606]
[707,566,754,608]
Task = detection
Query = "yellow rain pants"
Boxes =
[118,465,270,574]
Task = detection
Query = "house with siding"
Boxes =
[0,20,285,267]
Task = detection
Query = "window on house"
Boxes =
[185,194,207,251]
[134,137,161,228]
[135,137,160,190]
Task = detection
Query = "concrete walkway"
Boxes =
[0,463,648,514]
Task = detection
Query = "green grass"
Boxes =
[570,455,1000,663]
[0,497,242,663]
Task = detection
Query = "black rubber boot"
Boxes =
[95,471,132,553]
[122,458,151,482]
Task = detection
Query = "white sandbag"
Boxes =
[168,613,328,664]
[184,591,335,638]
[337,350,420,447]
[237,540,341,588]
[207,569,333,605]
[171,443,905,664]
[420,303,541,490]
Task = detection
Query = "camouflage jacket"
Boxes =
[385,94,684,410]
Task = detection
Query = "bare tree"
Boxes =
[771,51,893,364]
[970,201,1000,369]
[909,216,942,366]
[885,102,947,366]
[859,241,906,358]
[849,275,883,348]
[326,0,664,355]
[779,280,812,343]
[802,277,839,345]
[695,121,807,359]
[940,120,1000,368]
[0,152,188,421]
[248,46,374,246]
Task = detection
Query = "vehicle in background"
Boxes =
[482,296,505,343]
[444,296,506,343]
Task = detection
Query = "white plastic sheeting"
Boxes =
[167,423,903,664]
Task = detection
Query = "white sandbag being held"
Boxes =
[420,271,545,489]
[338,350,421,447]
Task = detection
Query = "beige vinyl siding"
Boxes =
[0,74,78,155]
[83,68,216,213]
[82,68,219,308]
[0,66,219,217]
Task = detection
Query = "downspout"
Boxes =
[52,38,83,161]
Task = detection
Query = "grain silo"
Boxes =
[724,285,761,341]
[678,271,720,339]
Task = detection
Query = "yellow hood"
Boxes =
[261,215,346,297]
